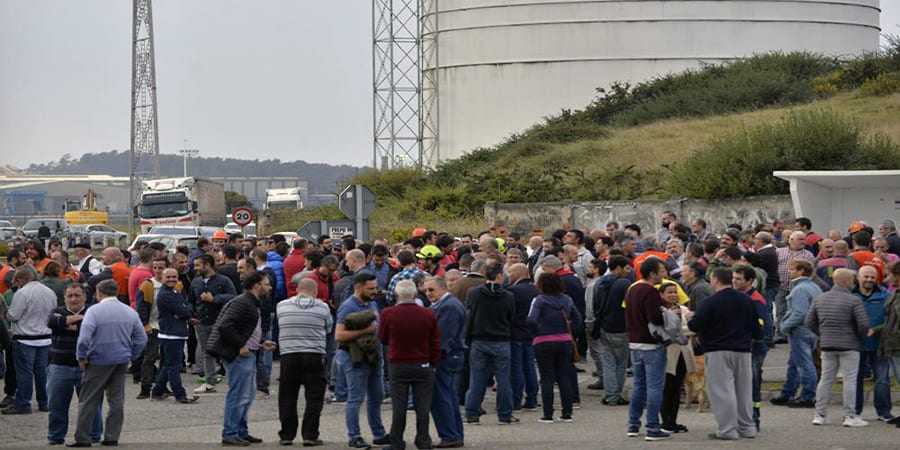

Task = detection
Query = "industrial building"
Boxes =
[426,0,882,164]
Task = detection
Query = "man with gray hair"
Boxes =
[70,280,147,447]
[773,231,816,343]
[805,269,869,427]
[877,219,900,256]
[379,280,441,450]
[424,276,466,448]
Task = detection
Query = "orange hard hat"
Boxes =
[848,221,867,234]
[212,230,228,240]
[412,227,427,238]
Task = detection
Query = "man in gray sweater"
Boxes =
[805,269,869,428]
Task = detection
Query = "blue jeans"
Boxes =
[510,340,538,409]
[628,346,667,431]
[431,350,464,443]
[339,349,387,440]
[763,287,778,343]
[465,340,513,420]
[781,329,817,401]
[256,330,272,392]
[856,351,892,417]
[333,353,348,401]
[600,330,629,402]
[47,364,102,443]
[153,339,187,399]
[12,341,49,410]
[222,353,257,439]
[534,341,574,419]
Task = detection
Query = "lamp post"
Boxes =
[178,147,200,177]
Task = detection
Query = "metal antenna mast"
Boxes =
[373,0,438,169]
[129,0,161,224]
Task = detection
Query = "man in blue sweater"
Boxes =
[71,280,147,447]
[593,255,633,406]
[688,267,759,440]
[152,269,199,404]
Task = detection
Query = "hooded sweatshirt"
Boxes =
[594,274,631,333]
[464,282,514,344]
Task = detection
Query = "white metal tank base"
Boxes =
[425,0,881,165]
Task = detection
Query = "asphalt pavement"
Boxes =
[1,344,899,449]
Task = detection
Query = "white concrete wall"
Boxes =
[428,0,881,165]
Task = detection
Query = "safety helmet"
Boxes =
[848,221,867,234]
[496,237,506,254]
[412,227,427,238]
[212,230,227,240]
[416,244,443,260]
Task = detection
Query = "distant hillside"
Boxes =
[26,150,361,195]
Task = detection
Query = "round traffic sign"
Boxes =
[232,207,254,227]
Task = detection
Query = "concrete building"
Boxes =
[427,0,881,164]
[0,175,133,223]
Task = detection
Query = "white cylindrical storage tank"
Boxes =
[425,0,881,165]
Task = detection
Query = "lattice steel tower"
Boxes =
[129,0,160,216]
[372,0,439,169]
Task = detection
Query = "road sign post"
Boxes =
[232,206,254,235]
[338,185,376,241]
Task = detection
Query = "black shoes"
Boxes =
[347,437,371,449]
[586,380,604,390]
[100,441,118,447]
[499,416,521,425]
[371,436,391,445]
[1,405,31,415]
[242,435,263,444]
[65,443,92,448]
[786,399,816,408]
[221,437,250,447]
[769,396,790,405]
[301,439,324,447]
[176,396,200,404]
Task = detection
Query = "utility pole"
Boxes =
[129,0,161,228]
[178,143,200,177]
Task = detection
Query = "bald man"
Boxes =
[276,278,332,446]
[852,265,895,422]
[87,247,131,305]
[805,268,869,426]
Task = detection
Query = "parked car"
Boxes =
[0,220,14,228]
[224,222,257,238]
[147,225,201,236]
[1,227,25,248]
[22,218,69,239]
[80,224,129,247]
[129,234,199,253]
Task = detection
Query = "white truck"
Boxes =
[136,177,226,234]
[265,187,304,210]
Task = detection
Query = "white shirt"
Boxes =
[77,255,103,276]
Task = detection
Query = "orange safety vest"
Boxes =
[0,264,11,294]
[110,261,132,297]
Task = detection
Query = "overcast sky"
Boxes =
[1,1,898,170]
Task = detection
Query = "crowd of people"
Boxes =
[0,214,899,447]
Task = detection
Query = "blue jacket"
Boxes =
[156,285,192,338]
[267,251,287,301]
[189,273,237,326]
[526,293,583,338]
[431,293,466,354]
[594,274,630,333]
[508,279,539,341]
[854,285,891,352]
[781,277,822,335]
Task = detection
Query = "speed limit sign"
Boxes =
[232,207,254,227]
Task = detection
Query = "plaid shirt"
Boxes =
[776,247,816,290]
[385,266,426,306]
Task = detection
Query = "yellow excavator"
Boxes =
[64,189,109,224]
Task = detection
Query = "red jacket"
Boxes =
[283,249,306,297]
[378,303,441,366]
[305,269,338,306]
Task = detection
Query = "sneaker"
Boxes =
[499,416,520,425]
[194,383,216,394]
[586,380,604,390]
[347,437,371,449]
[842,416,869,427]
[1,405,31,415]
[520,404,538,412]
[221,437,250,447]
[150,393,170,401]
[538,417,554,424]
[241,435,263,444]
[786,399,816,408]
[329,397,346,404]
[812,415,828,426]
[645,429,671,441]
[464,416,480,425]
[627,425,640,437]
[176,396,199,404]
[660,424,677,433]
[572,403,581,410]
[301,439,324,446]
[0,395,14,408]
[371,435,390,446]
[769,396,791,405]
[559,415,573,423]
[878,415,898,424]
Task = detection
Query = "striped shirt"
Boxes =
[276,295,333,355]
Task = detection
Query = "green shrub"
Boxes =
[666,110,900,198]
[860,71,900,96]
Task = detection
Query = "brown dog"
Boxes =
[683,355,710,412]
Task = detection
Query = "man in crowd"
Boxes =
[730,266,770,431]
[689,268,758,440]
[70,280,147,447]
[191,254,237,394]
[150,268,199,404]
[624,258,670,441]
[46,283,102,445]
[506,263,539,411]
[805,269,869,427]
[773,231,816,343]
[3,268,56,415]
[135,257,171,399]
[335,273,390,449]
[878,219,900,256]
[816,240,850,287]
[424,276,466,448]
[682,262,713,311]
[771,259,821,408]
[464,263,518,425]
[276,278,332,447]
[379,280,441,450]
[207,271,276,446]
[73,243,102,281]
[88,247,131,305]
[594,255,632,406]
[852,265,896,422]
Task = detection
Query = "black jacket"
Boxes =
[206,291,261,362]
[594,274,630,333]
[507,279,539,342]
[756,246,780,289]
[157,285,192,338]
[464,283,514,344]
[189,273,237,326]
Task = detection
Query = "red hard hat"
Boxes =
[412,227,427,238]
